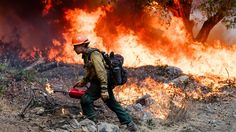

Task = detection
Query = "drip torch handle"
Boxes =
[53,90,68,95]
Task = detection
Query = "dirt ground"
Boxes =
[0,64,236,132]
[1,94,236,132]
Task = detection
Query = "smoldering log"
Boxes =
[23,58,77,73]
[35,61,59,72]
[24,58,45,71]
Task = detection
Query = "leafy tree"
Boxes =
[145,0,236,42]
[196,0,236,42]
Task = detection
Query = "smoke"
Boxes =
[191,9,236,44]
[0,0,68,56]
[0,0,122,57]
[0,2,49,59]
[227,29,236,44]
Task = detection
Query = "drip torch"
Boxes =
[53,87,86,99]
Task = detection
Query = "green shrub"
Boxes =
[0,63,7,72]
[15,70,37,82]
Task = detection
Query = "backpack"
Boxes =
[87,48,128,86]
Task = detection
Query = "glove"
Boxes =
[101,88,109,101]
[73,81,86,88]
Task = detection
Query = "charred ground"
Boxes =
[0,55,236,132]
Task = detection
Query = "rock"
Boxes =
[81,126,91,132]
[133,103,143,111]
[69,119,80,129]
[170,75,189,88]
[155,76,168,82]
[178,125,201,132]
[125,105,135,112]
[44,129,56,132]
[60,125,70,130]
[97,122,119,132]
[142,112,153,122]
[208,120,218,127]
[166,66,183,78]
[31,107,45,115]
[55,128,70,132]
[171,75,189,83]
[78,119,97,132]
[233,114,236,118]
[79,119,96,126]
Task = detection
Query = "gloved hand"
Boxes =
[101,88,109,101]
[73,81,86,88]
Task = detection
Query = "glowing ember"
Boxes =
[41,0,52,16]
[45,83,54,94]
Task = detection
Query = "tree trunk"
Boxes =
[195,0,233,42]
[195,12,224,42]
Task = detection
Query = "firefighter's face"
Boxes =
[74,45,84,54]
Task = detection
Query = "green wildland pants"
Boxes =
[80,79,132,124]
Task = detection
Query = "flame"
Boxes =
[45,3,236,119]
[114,77,187,119]
[114,76,235,119]
[62,108,65,115]
[47,7,236,78]
[48,8,107,63]
[45,83,54,94]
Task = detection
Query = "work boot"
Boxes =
[127,121,138,132]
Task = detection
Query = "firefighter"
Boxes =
[72,35,137,132]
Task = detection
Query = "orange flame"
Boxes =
[48,7,236,77]
[45,83,54,94]
[48,8,107,63]
[46,4,236,119]
[114,77,187,119]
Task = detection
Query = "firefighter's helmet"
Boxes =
[72,35,90,46]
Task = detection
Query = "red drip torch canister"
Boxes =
[68,88,86,99]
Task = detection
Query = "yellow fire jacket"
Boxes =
[79,49,108,88]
